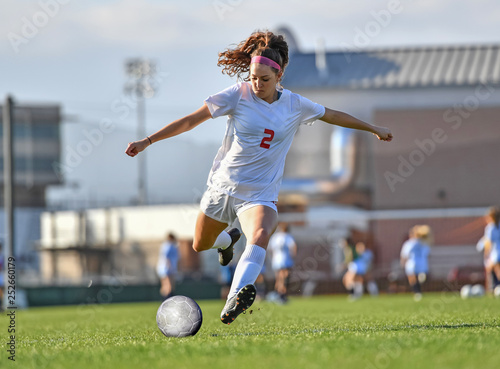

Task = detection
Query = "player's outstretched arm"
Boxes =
[320,108,393,142]
[125,104,212,157]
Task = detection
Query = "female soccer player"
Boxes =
[156,233,180,299]
[342,242,376,300]
[481,206,500,289]
[126,30,393,324]
[400,225,432,301]
[268,223,297,303]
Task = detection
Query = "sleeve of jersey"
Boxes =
[400,242,409,258]
[485,224,493,242]
[476,237,485,252]
[204,83,242,119]
[298,95,326,126]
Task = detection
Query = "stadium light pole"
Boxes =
[124,59,157,206]
[3,95,15,310]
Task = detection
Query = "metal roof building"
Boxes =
[283,44,500,90]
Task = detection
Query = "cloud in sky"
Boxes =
[2,0,500,57]
[1,0,499,205]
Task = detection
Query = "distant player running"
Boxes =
[156,233,180,300]
[126,30,393,324]
[400,225,432,301]
[268,223,297,303]
[342,242,377,299]
[481,206,500,289]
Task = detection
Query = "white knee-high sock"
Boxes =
[228,244,266,298]
[367,281,379,296]
[353,282,364,297]
[210,230,232,250]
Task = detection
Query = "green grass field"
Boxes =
[4,293,500,369]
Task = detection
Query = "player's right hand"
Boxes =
[125,139,149,157]
[374,127,393,142]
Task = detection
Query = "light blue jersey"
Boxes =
[156,241,179,278]
[401,239,430,276]
[484,223,500,264]
[269,231,296,270]
[348,249,373,276]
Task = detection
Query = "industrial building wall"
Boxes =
[282,85,500,207]
[37,205,220,284]
[372,106,500,209]
[0,104,62,207]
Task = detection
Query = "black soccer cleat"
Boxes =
[217,228,241,266]
[220,284,256,325]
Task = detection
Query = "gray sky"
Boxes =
[1,0,499,206]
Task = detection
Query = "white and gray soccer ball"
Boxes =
[460,284,472,299]
[156,295,203,337]
[493,285,500,298]
[470,284,485,297]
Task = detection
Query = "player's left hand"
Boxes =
[374,127,393,142]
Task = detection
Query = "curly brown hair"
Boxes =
[217,30,289,81]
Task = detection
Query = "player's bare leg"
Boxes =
[343,270,355,293]
[160,276,175,299]
[238,205,278,249]
[493,263,500,285]
[192,212,228,252]
[220,205,278,324]
[275,268,290,303]
[192,212,241,265]
[407,274,422,300]
[275,269,287,294]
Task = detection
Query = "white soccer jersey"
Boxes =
[204,82,325,201]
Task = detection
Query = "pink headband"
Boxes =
[251,56,281,71]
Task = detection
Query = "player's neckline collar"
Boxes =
[252,88,285,106]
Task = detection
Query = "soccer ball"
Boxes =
[494,285,500,298]
[460,284,472,299]
[470,284,485,297]
[156,295,203,337]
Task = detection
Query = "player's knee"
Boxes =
[252,227,272,245]
[192,239,207,253]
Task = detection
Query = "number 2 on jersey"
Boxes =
[260,129,275,149]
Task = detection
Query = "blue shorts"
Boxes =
[272,258,293,271]
[157,266,176,278]
[405,262,427,276]
[348,261,367,276]
[489,250,500,265]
